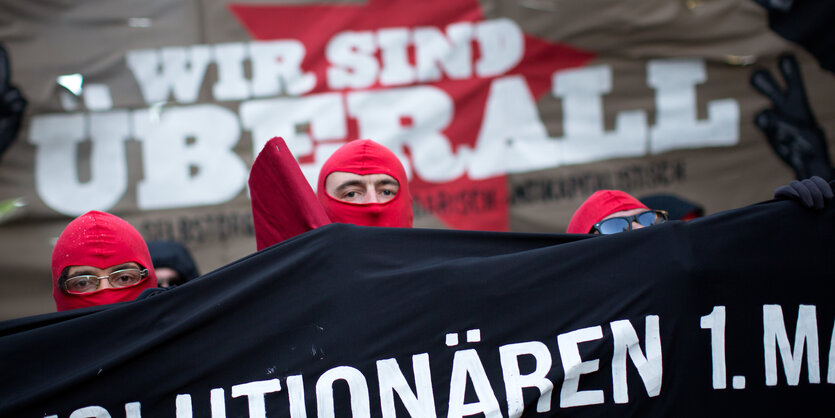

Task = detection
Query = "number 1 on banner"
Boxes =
[700,306,727,389]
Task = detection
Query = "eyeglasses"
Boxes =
[590,210,668,235]
[62,268,149,294]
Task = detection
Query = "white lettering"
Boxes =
[377,28,415,86]
[231,379,282,418]
[647,58,739,154]
[210,388,226,418]
[29,112,128,216]
[241,92,345,166]
[124,402,141,418]
[326,31,378,89]
[448,349,502,418]
[377,353,437,418]
[240,93,346,188]
[763,304,820,386]
[249,40,316,97]
[700,306,728,390]
[467,75,554,179]
[213,43,251,101]
[414,23,473,82]
[348,86,463,181]
[69,406,111,418]
[499,341,553,417]
[126,46,211,104]
[286,375,308,418]
[610,316,662,403]
[554,65,647,165]
[316,366,371,418]
[134,104,246,209]
[558,326,604,408]
[175,394,193,418]
[474,18,524,77]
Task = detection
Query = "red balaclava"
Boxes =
[52,210,157,311]
[566,190,649,234]
[317,139,413,228]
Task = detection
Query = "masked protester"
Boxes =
[317,139,413,228]
[249,138,412,250]
[568,177,833,235]
[147,240,199,288]
[567,190,667,235]
[52,211,157,311]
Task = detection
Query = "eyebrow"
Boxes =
[69,268,97,277]
[375,178,399,187]
[69,263,141,277]
[335,180,366,194]
[111,263,141,271]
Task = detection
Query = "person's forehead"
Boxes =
[326,171,399,187]
[601,207,648,221]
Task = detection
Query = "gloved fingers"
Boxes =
[773,183,794,200]
[810,175,834,200]
[778,54,806,93]
[750,69,785,106]
[799,178,825,209]
[756,110,793,158]
[755,109,776,131]
[788,180,815,207]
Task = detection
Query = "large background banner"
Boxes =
[1,199,834,416]
[1,0,834,318]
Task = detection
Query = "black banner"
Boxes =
[1,198,834,417]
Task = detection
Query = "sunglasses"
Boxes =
[590,210,668,235]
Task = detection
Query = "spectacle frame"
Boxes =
[62,268,149,294]
[590,210,668,235]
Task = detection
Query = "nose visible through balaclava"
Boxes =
[317,139,413,228]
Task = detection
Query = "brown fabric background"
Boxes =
[0,0,833,319]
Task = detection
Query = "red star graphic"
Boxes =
[230,0,594,231]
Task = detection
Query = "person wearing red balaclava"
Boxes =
[567,190,665,235]
[52,210,157,311]
[317,139,413,228]
[568,179,834,235]
[248,137,410,251]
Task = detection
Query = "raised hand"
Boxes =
[750,54,833,181]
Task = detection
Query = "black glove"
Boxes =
[750,54,834,181]
[0,44,26,161]
[773,176,834,209]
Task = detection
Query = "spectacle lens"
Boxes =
[592,210,668,235]
[636,210,666,227]
[64,269,147,294]
[596,218,630,234]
